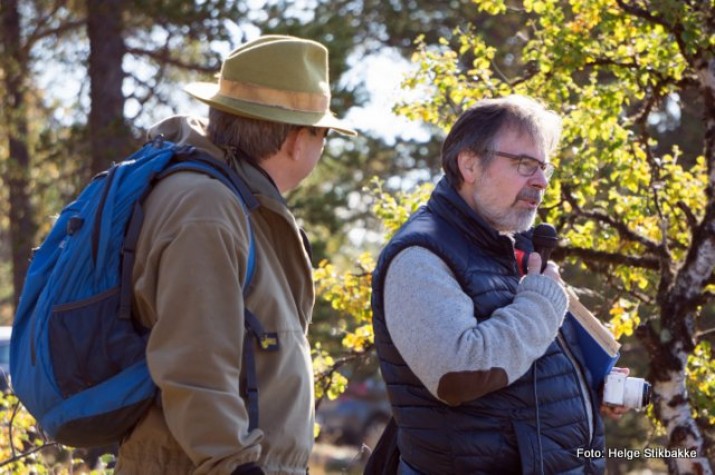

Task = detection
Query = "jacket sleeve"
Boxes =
[141,177,262,474]
[384,246,568,406]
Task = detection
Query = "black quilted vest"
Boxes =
[371,177,605,474]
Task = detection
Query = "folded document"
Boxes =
[566,287,621,389]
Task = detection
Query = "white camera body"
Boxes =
[603,372,651,410]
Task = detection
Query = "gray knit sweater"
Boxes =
[384,246,569,406]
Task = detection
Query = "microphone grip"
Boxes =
[532,223,558,274]
[536,248,551,273]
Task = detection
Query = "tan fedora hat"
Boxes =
[185,35,356,136]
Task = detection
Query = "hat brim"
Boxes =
[185,82,357,136]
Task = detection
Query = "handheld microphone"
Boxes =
[532,223,558,273]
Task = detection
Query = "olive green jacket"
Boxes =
[115,116,315,475]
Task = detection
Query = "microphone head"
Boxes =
[532,223,558,252]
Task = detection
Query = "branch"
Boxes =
[314,345,373,409]
[508,61,541,89]
[587,57,640,70]
[0,442,60,469]
[677,201,700,232]
[562,187,662,253]
[585,210,659,252]
[614,0,689,61]
[1,399,60,469]
[576,248,715,292]
[669,201,715,307]
[20,0,84,56]
[124,56,170,120]
[695,326,715,340]
[8,399,20,458]
[25,20,84,52]
[608,272,655,305]
[586,56,699,93]
[634,320,661,360]
[555,245,660,270]
[126,47,218,74]
[614,0,671,30]
[631,84,660,132]
[630,88,679,270]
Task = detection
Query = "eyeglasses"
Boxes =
[492,151,555,179]
[305,127,329,140]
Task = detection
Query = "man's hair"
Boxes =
[207,107,303,163]
[441,95,563,187]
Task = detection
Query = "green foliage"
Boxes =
[314,252,375,353]
[370,178,434,240]
[687,341,715,425]
[0,392,41,474]
[609,297,640,340]
[0,391,115,474]
[311,179,432,400]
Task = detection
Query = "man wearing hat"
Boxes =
[115,36,355,475]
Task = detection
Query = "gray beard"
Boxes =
[490,207,537,234]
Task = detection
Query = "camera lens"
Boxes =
[622,377,651,409]
[641,381,652,407]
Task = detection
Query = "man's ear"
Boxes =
[281,128,302,160]
[457,151,480,184]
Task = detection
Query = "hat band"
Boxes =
[219,78,329,113]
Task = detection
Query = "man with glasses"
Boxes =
[371,95,607,473]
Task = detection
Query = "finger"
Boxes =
[611,408,627,420]
[600,405,622,420]
[527,253,542,275]
[607,410,623,421]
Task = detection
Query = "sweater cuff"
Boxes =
[231,462,265,475]
[518,274,568,317]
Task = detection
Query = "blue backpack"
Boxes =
[10,139,270,447]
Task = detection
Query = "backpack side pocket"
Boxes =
[49,288,147,398]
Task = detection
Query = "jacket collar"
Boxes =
[147,114,285,204]
[225,148,286,205]
[427,176,515,254]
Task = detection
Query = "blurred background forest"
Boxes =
[1,0,714,474]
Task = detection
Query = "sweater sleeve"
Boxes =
[384,246,568,406]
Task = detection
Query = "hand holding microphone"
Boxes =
[525,251,562,283]
[527,223,563,284]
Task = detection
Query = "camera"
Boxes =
[603,372,651,410]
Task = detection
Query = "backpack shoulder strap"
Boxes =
[161,148,260,292]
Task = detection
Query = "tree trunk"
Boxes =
[87,0,131,175]
[1,0,38,308]
[638,55,715,475]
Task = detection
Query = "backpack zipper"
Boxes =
[92,166,118,265]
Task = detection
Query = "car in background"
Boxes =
[0,326,11,391]
[316,378,391,449]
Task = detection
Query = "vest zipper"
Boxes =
[556,332,594,444]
